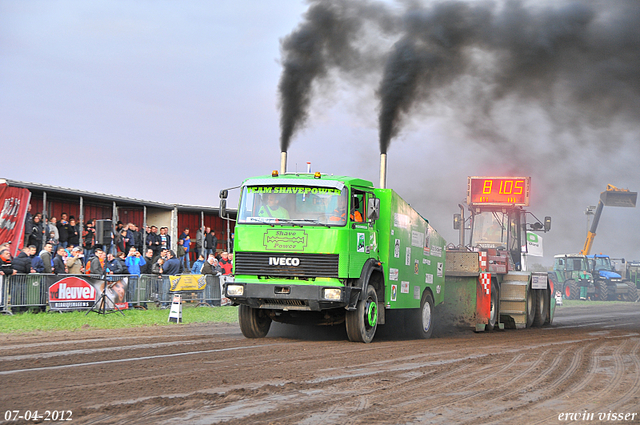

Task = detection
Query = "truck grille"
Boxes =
[235,252,339,278]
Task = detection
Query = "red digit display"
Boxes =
[467,176,530,206]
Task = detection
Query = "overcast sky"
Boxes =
[2,0,639,266]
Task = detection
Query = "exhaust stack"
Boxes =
[280,151,287,174]
[379,153,387,189]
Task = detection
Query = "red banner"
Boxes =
[0,184,31,257]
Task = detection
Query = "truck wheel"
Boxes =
[526,286,536,328]
[238,305,271,338]
[487,281,499,331]
[409,291,435,339]
[566,280,579,300]
[624,282,638,302]
[596,281,608,301]
[346,285,378,343]
[533,289,548,327]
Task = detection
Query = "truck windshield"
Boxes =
[472,211,507,246]
[238,185,349,226]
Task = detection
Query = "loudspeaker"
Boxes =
[95,219,113,245]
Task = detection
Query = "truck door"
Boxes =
[349,189,377,277]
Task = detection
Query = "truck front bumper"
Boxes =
[224,281,357,311]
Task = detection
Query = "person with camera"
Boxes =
[65,247,84,274]
[125,247,146,276]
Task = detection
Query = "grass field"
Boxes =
[0,305,239,333]
[558,299,637,308]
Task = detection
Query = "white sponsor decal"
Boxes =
[425,273,433,284]
[411,230,424,248]
[394,213,410,229]
[389,268,399,281]
[437,262,443,277]
[401,281,410,293]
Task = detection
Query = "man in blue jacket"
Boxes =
[125,247,146,275]
[162,250,183,276]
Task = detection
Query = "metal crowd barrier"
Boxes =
[0,273,57,313]
[0,272,225,314]
[133,274,222,307]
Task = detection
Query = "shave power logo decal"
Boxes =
[263,229,308,251]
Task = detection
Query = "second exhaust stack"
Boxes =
[379,153,387,189]
[280,151,287,175]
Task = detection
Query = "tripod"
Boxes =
[86,272,125,317]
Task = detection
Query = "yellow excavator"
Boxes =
[577,185,637,301]
[580,184,637,256]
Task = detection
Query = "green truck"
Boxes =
[222,171,446,342]
[222,172,554,342]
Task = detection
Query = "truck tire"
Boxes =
[533,289,548,327]
[346,285,378,343]
[565,280,579,300]
[408,291,435,339]
[487,280,499,331]
[238,305,271,338]
[526,286,536,328]
[624,282,638,302]
[596,281,608,301]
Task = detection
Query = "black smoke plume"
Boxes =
[278,0,395,152]
[279,0,640,154]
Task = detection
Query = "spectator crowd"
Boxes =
[0,209,234,279]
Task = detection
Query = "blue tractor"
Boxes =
[586,254,638,301]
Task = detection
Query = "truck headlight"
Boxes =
[323,288,342,300]
[227,284,244,296]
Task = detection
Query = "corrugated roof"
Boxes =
[0,178,236,214]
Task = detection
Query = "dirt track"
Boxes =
[1,303,639,424]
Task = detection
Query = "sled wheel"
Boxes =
[526,286,536,328]
[533,289,548,327]
[487,280,499,331]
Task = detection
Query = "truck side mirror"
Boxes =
[544,216,551,232]
[219,199,227,218]
[453,213,461,230]
[367,198,380,221]
[219,189,228,199]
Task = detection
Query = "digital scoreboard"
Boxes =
[467,176,530,206]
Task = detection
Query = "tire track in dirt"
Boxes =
[608,338,640,411]
[494,337,639,425]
